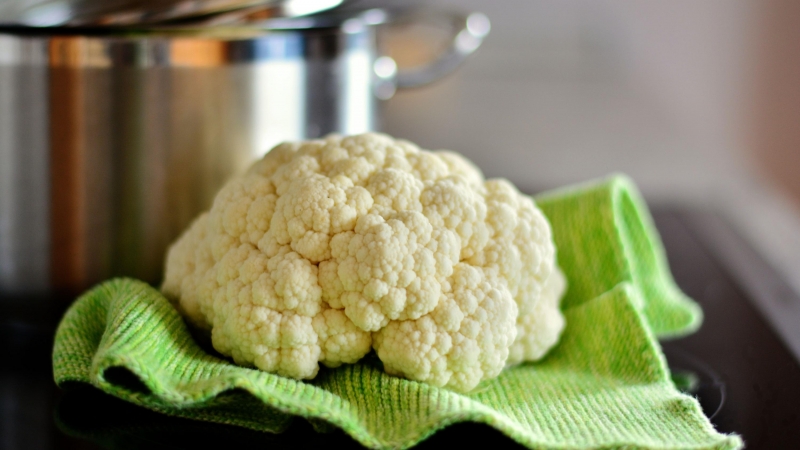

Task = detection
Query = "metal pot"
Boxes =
[0,7,489,296]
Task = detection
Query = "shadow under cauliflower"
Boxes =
[162,133,566,393]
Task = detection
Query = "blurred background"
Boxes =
[2,1,800,449]
[377,0,800,296]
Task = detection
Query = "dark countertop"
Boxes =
[3,208,800,449]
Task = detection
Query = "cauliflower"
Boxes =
[162,133,565,392]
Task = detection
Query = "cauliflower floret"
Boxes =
[507,266,567,365]
[374,264,517,392]
[162,212,213,331]
[162,133,565,390]
[313,308,373,368]
[322,211,455,332]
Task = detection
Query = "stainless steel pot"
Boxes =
[0,8,489,296]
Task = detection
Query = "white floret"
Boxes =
[374,264,517,392]
[507,267,567,365]
[313,308,373,367]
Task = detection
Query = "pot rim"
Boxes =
[0,7,387,38]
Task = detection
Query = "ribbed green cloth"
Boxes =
[52,175,742,450]
[535,175,703,338]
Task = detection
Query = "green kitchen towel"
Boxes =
[52,176,742,450]
[536,175,703,337]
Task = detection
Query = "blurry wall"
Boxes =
[381,0,797,209]
[750,0,800,208]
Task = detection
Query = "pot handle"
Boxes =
[371,9,490,96]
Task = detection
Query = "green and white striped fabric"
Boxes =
[52,175,742,450]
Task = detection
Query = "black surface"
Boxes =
[2,209,800,449]
[657,211,800,448]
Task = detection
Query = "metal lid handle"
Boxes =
[372,9,490,99]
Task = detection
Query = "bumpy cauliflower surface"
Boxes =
[162,133,566,392]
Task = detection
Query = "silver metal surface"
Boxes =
[0,8,489,296]
[0,38,50,294]
[0,0,343,27]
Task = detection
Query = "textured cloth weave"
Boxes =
[52,175,742,450]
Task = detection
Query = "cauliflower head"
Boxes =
[162,133,566,392]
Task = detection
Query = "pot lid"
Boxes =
[0,0,343,27]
